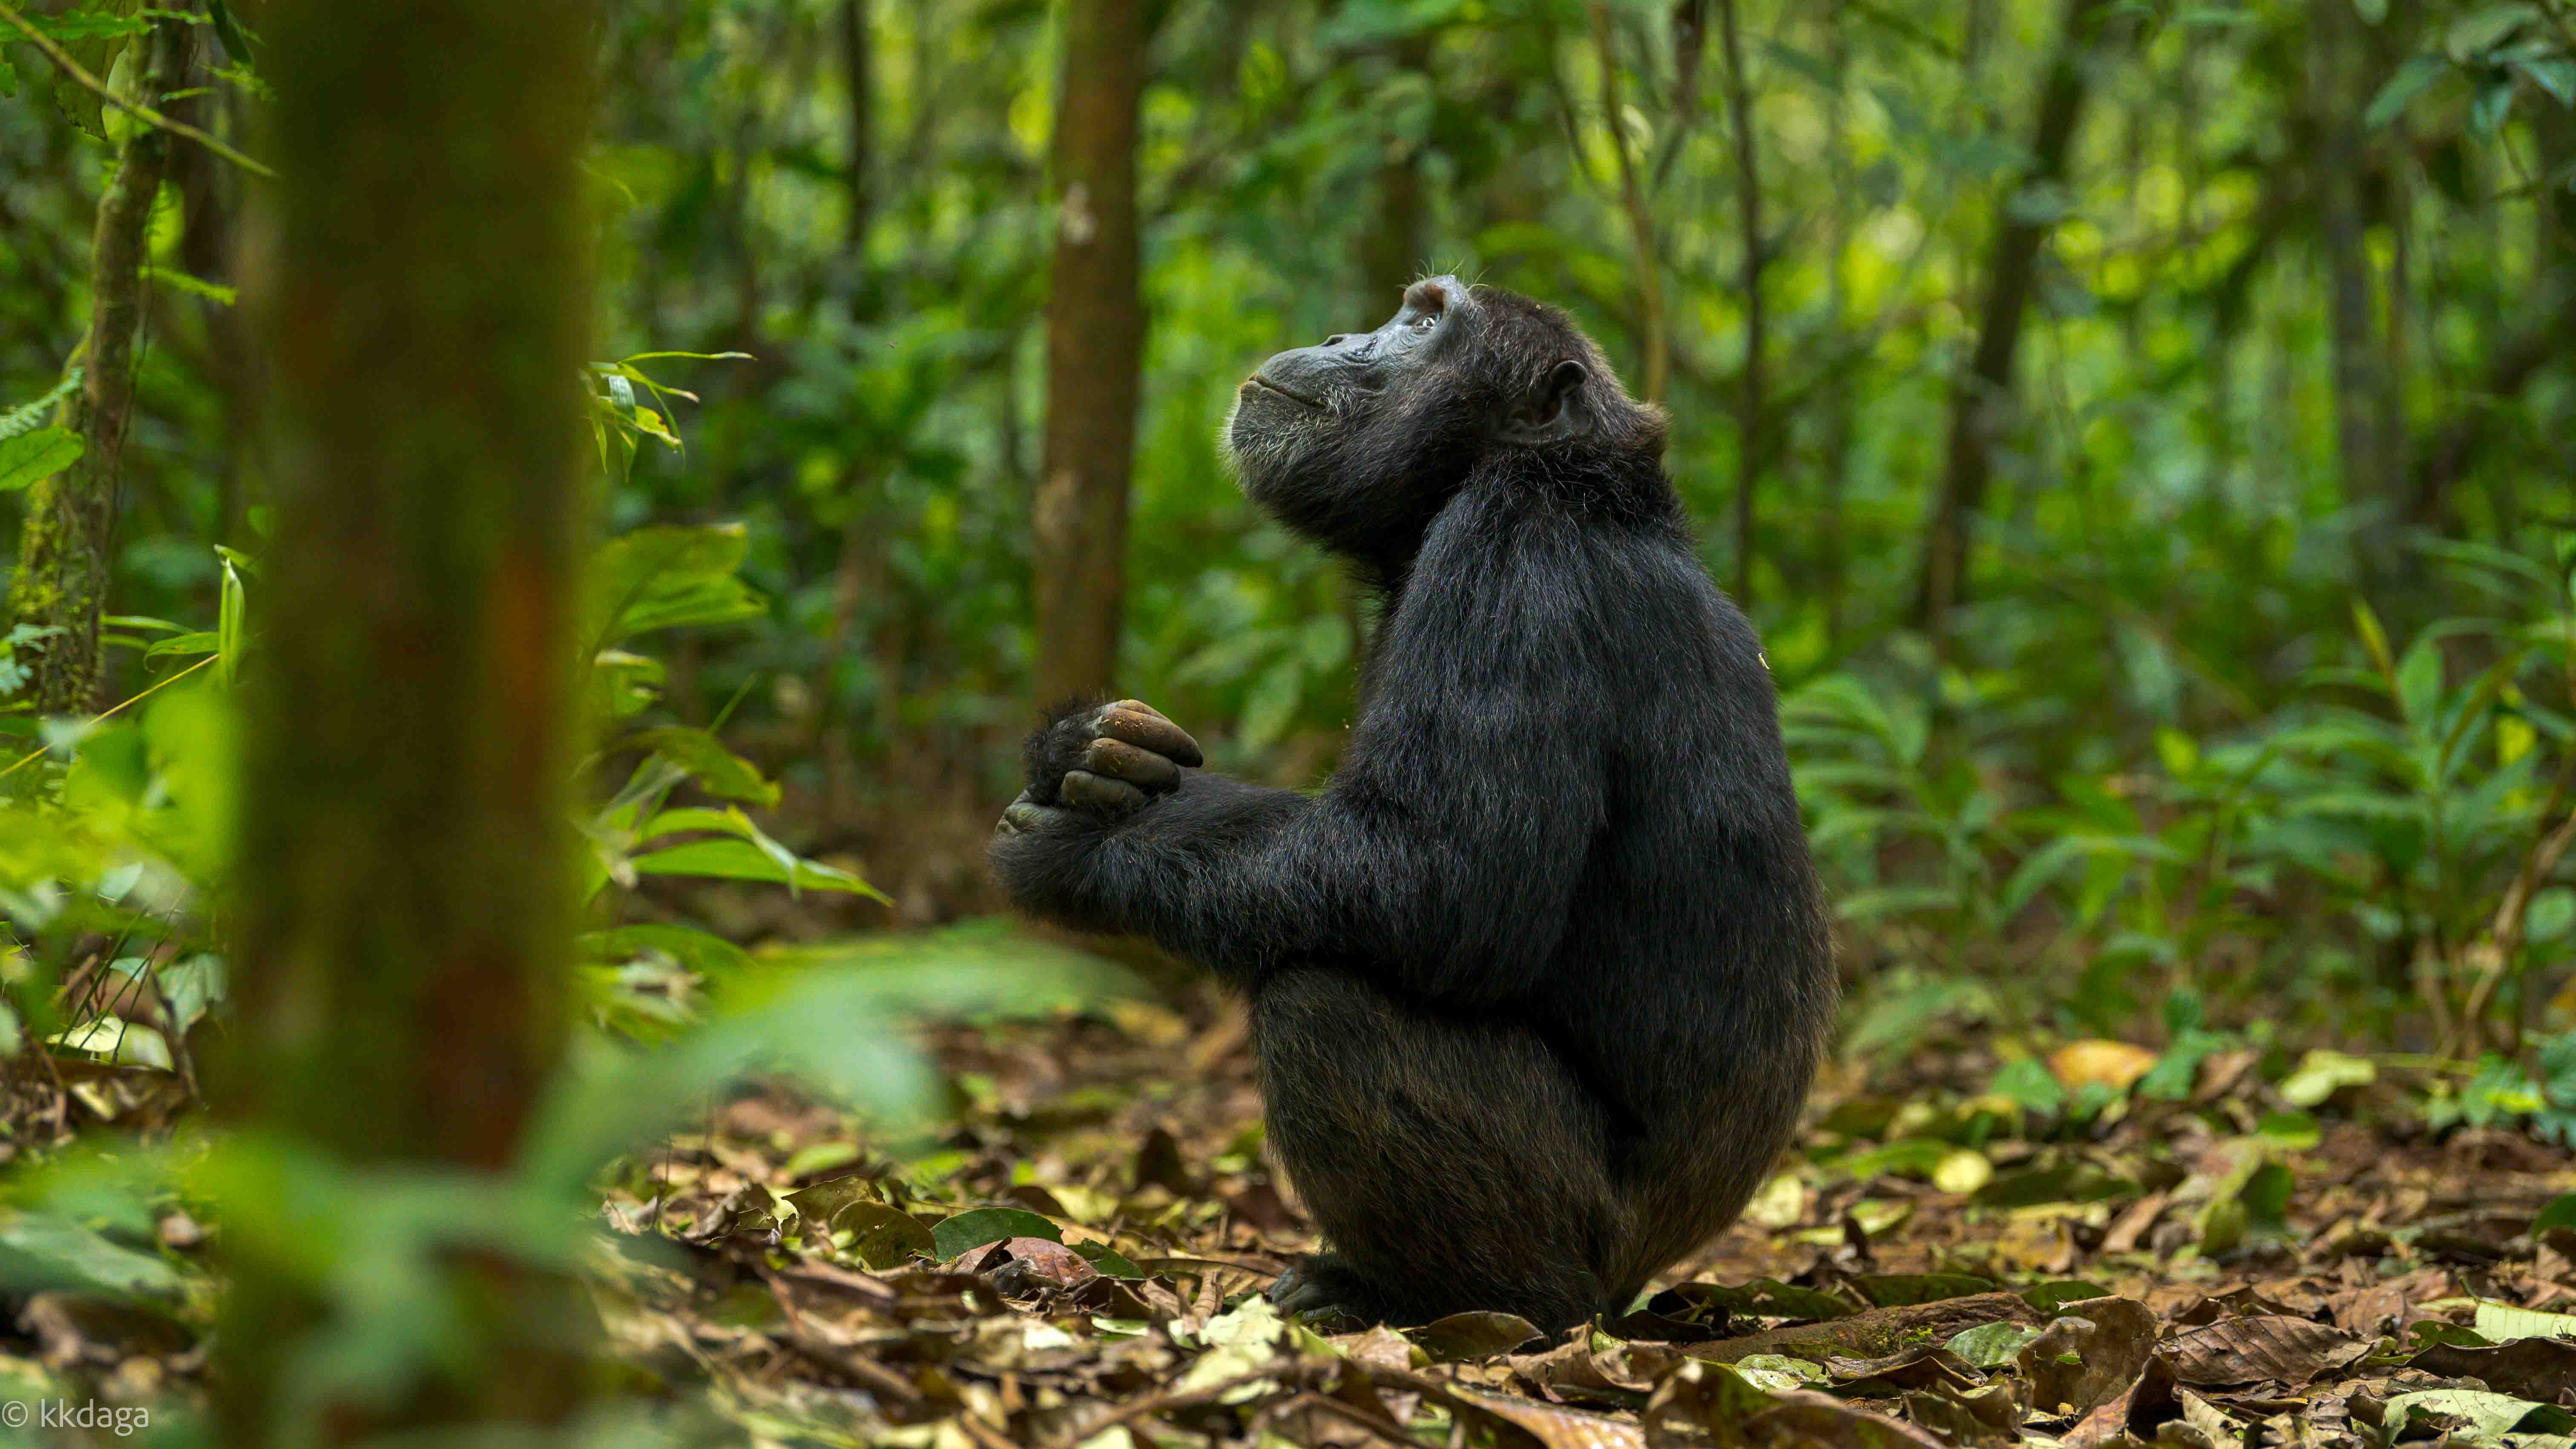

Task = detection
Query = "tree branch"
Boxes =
[0,2,276,179]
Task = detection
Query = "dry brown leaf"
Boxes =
[2162,1315,2369,1387]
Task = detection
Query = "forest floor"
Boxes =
[16,994,2576,1446]
[585,997,2576,1449]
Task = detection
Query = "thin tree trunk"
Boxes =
[1033,0,1146,707]
[1360,33,1433,309]
[167,25,253,546]
[1819,7,1853,647]
[2316,0,2394,569]
[816,0,883,824]
[1716,0,1762,604]
[840,0,874,257]
[1590,1,1668,406]
[217,0,597,1436]
[2406,101,2576,532]
[5,17,182,717]
[1908,0,2107,643]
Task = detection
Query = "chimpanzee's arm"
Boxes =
[989,492,1614,1005]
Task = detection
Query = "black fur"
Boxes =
[992,278,1835,1331]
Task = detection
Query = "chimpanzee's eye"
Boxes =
[1412,314,1437,333]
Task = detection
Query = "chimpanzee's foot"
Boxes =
[1267,1253,1386,1326]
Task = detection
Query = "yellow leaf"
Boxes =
[2049,1039,2159,1092]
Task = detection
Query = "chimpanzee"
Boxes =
[989,277,1834,1332]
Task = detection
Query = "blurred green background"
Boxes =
[8,0,2576,1062]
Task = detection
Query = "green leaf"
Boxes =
[2366,54,2452,130]
[155,954,227,1036]
[629,838,885,899]
[2530,1193,2576,1237]
[2383,1386,2573,1438]
[49,1017,173,1070]
[1946,1321,2042,1368]
[0,1210,183,1302]
[2520,56,2576,106]
[2279,1048,2376,1107]
[588,523,766,647]
[2472,78,2516,135]
[2473,1299,2576,1343]
[621,725,779,807]
[930,1207,1061,1260]
[0,427,82,492]
[1990,1058,2067,1114]
[2447,4,2539,61]
[142,631,219,661]
[1072,1240,1144,1279]
[141,266,236,305]
[2021,1280,2116,1314]
[0,368,81,440]
[836,1202,937,1269]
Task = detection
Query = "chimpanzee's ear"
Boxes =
[1500,359,1591,445]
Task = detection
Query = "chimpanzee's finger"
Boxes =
[1086,737,1182,791]
[1060,769,1147,814]
[998,796,1077,838]
[1097,704,1203,767]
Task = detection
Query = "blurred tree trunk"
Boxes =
[1716,0,1762,604]
[1360,33,1432,310]
[1034,0,1145,707]
[216,0,596,1437]
[2404,104,2576,534]
[1590,1,1668,405]
[4,17,184,717]
[840,0,874,257]
[168,26,254,546]
[1908,0,2106,646]
[1818,8,1852,647]
[2314,1,2396,572]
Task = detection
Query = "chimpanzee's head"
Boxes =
[1222,276,1665,566]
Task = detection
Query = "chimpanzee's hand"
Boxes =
[999,699,1203,837]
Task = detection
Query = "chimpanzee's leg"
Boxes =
[1252,968,1625,1331]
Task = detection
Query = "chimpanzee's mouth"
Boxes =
[1246,374,1326,411]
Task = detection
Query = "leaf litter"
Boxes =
[20,999,2576,1444]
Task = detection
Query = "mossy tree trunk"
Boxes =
[215,0,598,1438]
[5,17,184,717]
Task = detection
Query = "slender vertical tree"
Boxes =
[1715,0,1763,604]
[1909,0,2107,644]
[1033,0,1146,707]
[5,16,185,718]
[216,0,597,1436]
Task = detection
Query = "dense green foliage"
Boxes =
[6,0,2576,1062]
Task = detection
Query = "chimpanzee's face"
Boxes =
[1222,277,1605,566]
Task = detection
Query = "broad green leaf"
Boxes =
[623,725,779,807]
[0,1210,182,1302]
[836,1202,937,1269]
[2447,4,2539,61]
[629,838,885,899]
[2279,1049,2376,1107]
[1946,1321,2041,1368]
[0,427,82,492]
[930,1207,1061,1260]
[2531,1193,2576,1237]
[2383,1386,2572,1438]
[49,1017,172,1070]
[587,523,766,648]
[2474,1299,2576,1342]
[2366,54,2452,129]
